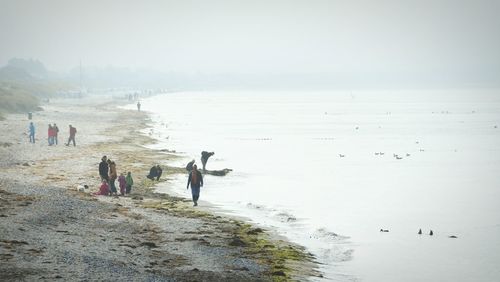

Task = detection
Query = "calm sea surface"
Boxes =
[128,89,500,281]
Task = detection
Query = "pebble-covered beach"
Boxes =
[0,96,319,281]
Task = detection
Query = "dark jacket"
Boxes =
[187,170,203,188]
[186,160,195,171]
[99,161,108,177]
[148,166,158,178]
[201,151,214,162]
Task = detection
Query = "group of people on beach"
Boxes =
[96,155,134,197]
[93,149,215,207]
[27,122,77,146]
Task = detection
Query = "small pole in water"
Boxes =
[418,229,422,235]
[429,230,434,236]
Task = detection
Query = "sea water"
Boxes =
[126,89,500,281]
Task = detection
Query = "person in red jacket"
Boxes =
[48,124,54,145]
[66,125,77,146]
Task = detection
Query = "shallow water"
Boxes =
[128,89,500,281]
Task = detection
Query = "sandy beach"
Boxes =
[0,96,319,281]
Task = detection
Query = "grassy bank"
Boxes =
[0,85,39,111]
[0,80,76,119]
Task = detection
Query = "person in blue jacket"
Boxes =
[29,122,35,143]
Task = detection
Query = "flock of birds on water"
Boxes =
[339,152,415,159]
[379,228,458,239]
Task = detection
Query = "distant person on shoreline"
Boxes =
[187,164,203,206]
[48,124,54,145]
[66,125,77,146]
[99,156,109,182]
[108,159,118,195]
[201,151,214,172]
[125,172,134,195]
[29,122,35,143]
[186,159,195,172]
[53,123,59,145]
[118,173,126,196]
[137,101,141,111]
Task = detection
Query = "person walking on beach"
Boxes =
[201,151,214,172]
[186,159,195,172]
[187,164,203,206]
[66,125,77,146]
[125,171,134,195]
[137,101,141,111]
[99,156,109,182]
[118,173,126,196]
[29,122,35,143]
[108,159,118,196]
[53,123,59,145]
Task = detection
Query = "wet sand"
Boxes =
[0,96,320,281]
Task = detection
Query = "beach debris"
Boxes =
[140,242,158,248]
[429,230,434,236]
[448,235,458,238]
[406,153,411,157]
[418,229,422,235]
[396,156,403,160]
[355,126,359,130]
[420,149,425,152]
[229,237,247,247]
[246,228,264,235]
[379,229,389,232]
[272,270,286,277]
[375,152,380,155]
[339,154,345,158]
[204,168,233,176]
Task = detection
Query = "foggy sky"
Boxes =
[1,0,499,78]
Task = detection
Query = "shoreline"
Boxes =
[0,95,320,281]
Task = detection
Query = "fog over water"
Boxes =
[133,89,500,281]
[1,0,499,87]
